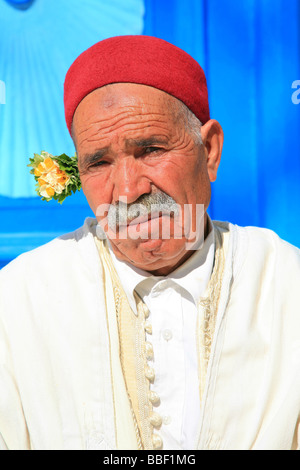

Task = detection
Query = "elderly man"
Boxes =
[0,35,299,451]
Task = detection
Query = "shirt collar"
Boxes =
[106,216,215,314]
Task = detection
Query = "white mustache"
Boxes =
[107,192,179,228]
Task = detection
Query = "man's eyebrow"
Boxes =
[125,136,168,148]
[79,148,109,168]
[79,137,168,168]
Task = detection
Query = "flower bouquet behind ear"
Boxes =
[28,151,81,203]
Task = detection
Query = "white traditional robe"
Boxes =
[0,217,299,450]
[106,221,215,450]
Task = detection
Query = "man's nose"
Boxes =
[112,156,151,204]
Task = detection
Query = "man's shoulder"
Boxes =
[235,223,299,258]
[214,220,300,282]
[214,220,299,255]
[0,217,98,282]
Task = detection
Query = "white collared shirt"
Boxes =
[107,221,215,450]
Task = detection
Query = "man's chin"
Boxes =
[108,236,194,275]
[138,238,164,252]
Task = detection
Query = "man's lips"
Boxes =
[103,210,180,241]
[114,212,174,241]
[118,212,168,228]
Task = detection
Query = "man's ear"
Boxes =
[200,119,223,182]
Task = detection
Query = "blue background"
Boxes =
[0,0,299,268]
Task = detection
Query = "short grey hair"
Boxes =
[170,98,203,145]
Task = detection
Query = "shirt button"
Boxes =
[145,341,154,360]
[152,433,163,449]
[145,365,155,382]
[162,329,173,341]
[149,390,160,406]
[144,321,152,335]
[149,411,163,428]
[163,415,172,425]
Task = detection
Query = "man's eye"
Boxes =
[144,147,162,154]
[90,160,108,168]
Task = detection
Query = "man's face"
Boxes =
[72,83,221,275]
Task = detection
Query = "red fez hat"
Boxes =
[64,35,210,135]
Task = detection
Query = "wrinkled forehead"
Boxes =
[72,83,184,139]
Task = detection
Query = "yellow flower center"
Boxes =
[34,155,70,198]
[46,187,55,196]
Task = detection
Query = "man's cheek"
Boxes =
[81,178,100,207]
